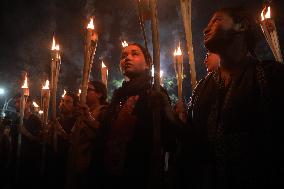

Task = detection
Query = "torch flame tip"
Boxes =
[33,101,39,108]
[21,75,28,88]
[174,45,182,56]
[51,36,60,50]
[122,41,128,47]
[62,89,67,98]
[261,6,271,21]
[102,61,107,68]
[42,80,50,89]
[87,18,95,29]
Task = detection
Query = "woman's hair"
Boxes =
[64,91,80,106]
[123,43,152,66]
[217,6,259,56]
[89,80,108,104]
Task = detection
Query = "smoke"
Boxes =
[1,0,282,102]
[84,0,96,18]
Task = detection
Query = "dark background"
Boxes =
[0,0,283,104]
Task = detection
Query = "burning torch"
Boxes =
[40,79,50,174]
[81,17,98,104]
[260,5,283,63]
[16,73,29,182]
[174,44,183,101]
[50,36,61,152]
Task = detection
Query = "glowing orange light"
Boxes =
[102,61,107,68]
[62,89,66,98]
[261,6,271,21]
[21,75,28,88]
[33,102,39,108]
[51,36,60,50]
[42,80,50,90]
[122,41,128,47]
[87,18,94,29]
[174,45,182,56]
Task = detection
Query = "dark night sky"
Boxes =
[0,0,283,102]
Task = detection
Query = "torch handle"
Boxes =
[16,94,27,183]
[81,31,98,104]
[180,0,197,91]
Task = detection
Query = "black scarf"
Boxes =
[111,71,152,105]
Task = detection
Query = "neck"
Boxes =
[61,112,73,119]
[126,70,149,81]
[218,36,248,73]
[88,101,101,110]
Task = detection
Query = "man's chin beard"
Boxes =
[205,29,238,53]
[205,39,226,54]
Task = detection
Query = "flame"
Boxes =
[174,45,182,56]
[87,18,94,29]
[78,89,81,96]
[42,80,49,89]
[261,6,271,21]
[21,75,28,88]
[33,101,39,108]
[122,41,128,47]
[39,110,44,114]
[51,36,60,50]
[62,89,66,98]
[102,61,107,68]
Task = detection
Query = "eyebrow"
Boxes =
[121,50,143,59]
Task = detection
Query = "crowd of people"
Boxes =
[0,6,284,189]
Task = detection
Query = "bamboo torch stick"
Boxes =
[81,17,98,104]
[149,0,163,188]
[50,36,61,152]
[260,6,283,63]
[40,79,50,175]
[180,0,197,92]
[16,73,29,183]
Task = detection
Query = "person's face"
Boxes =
[204,52,220,72]
[120,45,149,78]
[60,95,74,114]
[203,11,236,53]
[86,83,101,106]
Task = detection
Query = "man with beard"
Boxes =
[47,91,79,188]
[92,43,178,189]
[179,6,284,189]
